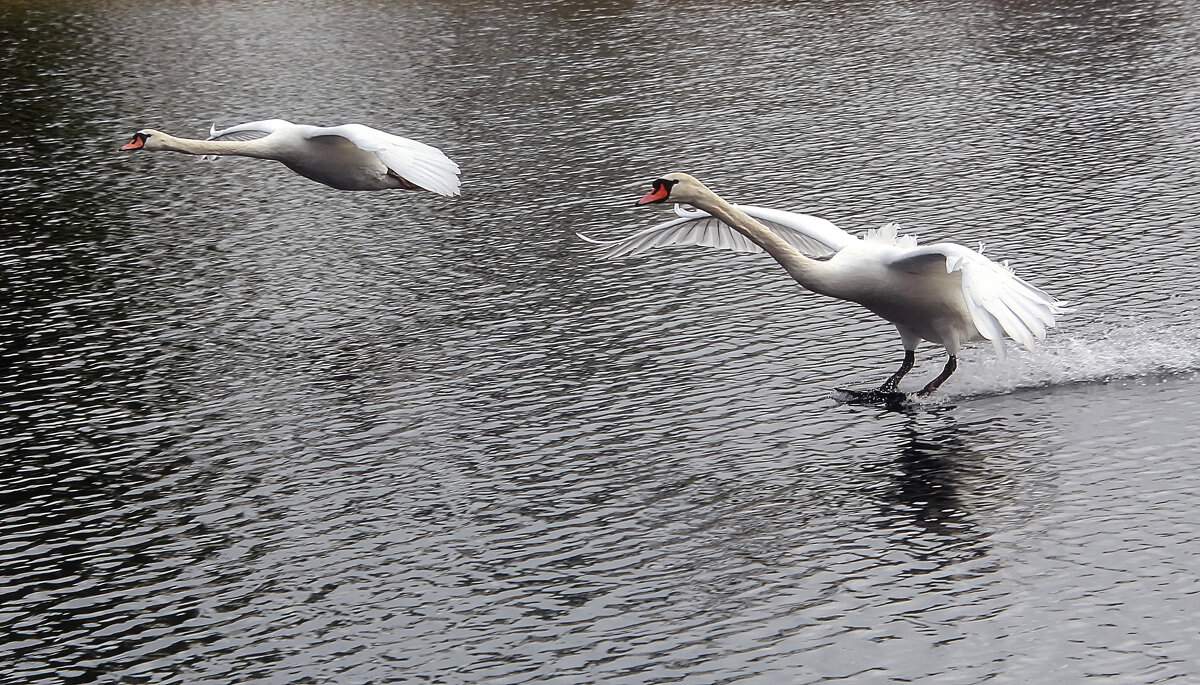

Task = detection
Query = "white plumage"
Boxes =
[122,119,460,196]
[581,203,848,259]
[581,173,1066,399]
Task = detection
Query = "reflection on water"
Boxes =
[3,0,1200,682]
[889,423,984,537]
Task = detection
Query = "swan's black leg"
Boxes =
[837,350,915,405]
[879,350,916,393]
[918,355,957,396]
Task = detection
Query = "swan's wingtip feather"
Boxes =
[576,231,609,246]
[992,338,1008,359]
[673,203,708,219]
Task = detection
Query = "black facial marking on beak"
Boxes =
[120,132,148,151]
[635,178,678,206]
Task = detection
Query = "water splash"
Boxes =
[943,321,1200,400]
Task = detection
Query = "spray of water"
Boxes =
[940,321,1200,400]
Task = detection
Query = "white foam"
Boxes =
[941,322,1200,400]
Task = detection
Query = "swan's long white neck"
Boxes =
[152,133,273,159]
[687,185,838,295]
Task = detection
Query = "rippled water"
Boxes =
[3,0,1200,682]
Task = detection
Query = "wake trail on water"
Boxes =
[934,321,1200,402]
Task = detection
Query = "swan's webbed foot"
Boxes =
[834,387,911,407]
[835,351,957,406]
[836,349,915,405]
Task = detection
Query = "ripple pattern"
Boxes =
[3,0,1200,683]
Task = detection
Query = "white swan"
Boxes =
[120,119,460,195]
[580,173,1066,401]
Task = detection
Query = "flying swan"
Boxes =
[580,173,1066,402]
[120,119,460,196]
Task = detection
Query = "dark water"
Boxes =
[3,0,1200,682]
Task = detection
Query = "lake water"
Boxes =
[2,0,1200,682]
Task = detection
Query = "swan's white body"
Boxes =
[121,119,460,195]
[582,173,1065,396]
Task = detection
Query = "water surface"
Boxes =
[2,0,1200,682]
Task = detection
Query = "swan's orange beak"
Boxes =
[635,184,670,206]
[120,133,146,151]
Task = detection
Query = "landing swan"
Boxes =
[580,173,1066,401]
[121,119,460,195]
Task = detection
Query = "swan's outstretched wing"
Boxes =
[207,119,294,142]
[201,119,295,161]
[308,124,461,197]
[888,242,1066,357]
[579,204,854,259]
